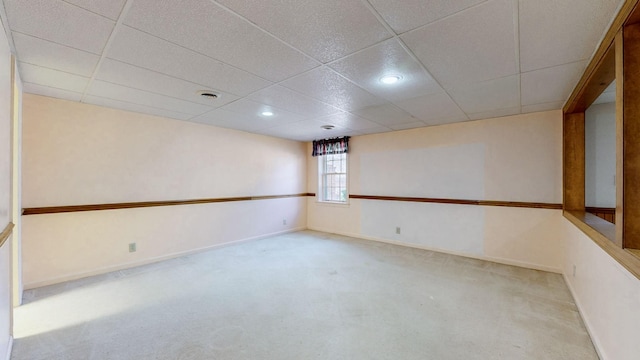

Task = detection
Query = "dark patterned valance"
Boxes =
[312,136,350,157]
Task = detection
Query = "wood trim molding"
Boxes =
[564,0,640,113]
[349,195,562,210]
[22,193,316,215]
[564,210,640,280]
[0,222,14,248]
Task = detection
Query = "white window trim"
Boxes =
[317,153,349,205]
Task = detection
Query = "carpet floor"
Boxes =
[11,231,597,359]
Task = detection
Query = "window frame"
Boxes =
[317,152,349,204]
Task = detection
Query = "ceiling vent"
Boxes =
[197,91,220,100]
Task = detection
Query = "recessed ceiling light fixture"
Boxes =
[380,74,402,85]
[197,90,220,100]
[321,125,335,130]
[261,111,274,117]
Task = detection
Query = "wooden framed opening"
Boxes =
[563,0,640,278]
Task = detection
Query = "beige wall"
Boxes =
[21,95,308,288]
[0,17,13,360]
[308,111,564,271]
[563,220,640,360]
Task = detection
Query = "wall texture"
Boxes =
[0,18,13,360]
[585,102,616,208]
[307,110,564,271]
[563,219,640,360]
[21,95,308,288]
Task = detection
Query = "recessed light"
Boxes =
[261,111,274,117]
[321,125,335,130]
[380,75,402,85]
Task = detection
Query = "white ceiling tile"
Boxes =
[369,0,488,34]
[217,0,392,63]
[4,0,115,54]
[87,81,214,116]
[123,0,318,81]
[247,85,341,118]
[358,126,393,135]
[401,0,518,88]
[521,60,588,105]
[83,95,193,121]
[329,38,442,102]
[13,32,99,77]
[107,26,271,96]
[258,120,351,142]
[190,109,282,133]
[281,67,387,111]
[219,99,305,125]
[448,75,520,114]
[310,112,383,131]
[388,122,428,131]
[467,106,521,120]
[521,101,564,114]
[394,92,468,125]
[95,59,239,108]
[64,0,127,20]
[23,82,83,102]
[19,62,89,93]
[352,103,419,126]
[519,0,621,72]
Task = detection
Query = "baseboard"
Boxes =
[562,273,606,360]
[5,336,12,360]
[307,227,562,274]
[24,227,307,289]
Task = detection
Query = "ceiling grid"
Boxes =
[1,0,624,141]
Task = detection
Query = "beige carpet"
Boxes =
[11,231,597,359]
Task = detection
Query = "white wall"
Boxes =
[0,15,13,360]
[563,219,640,360]
[21,95,308,288]
[308,110,564,271]
[585,102,616,208]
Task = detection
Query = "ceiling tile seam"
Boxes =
[513,0,522,113]
[83,93,196,117]
[60,0,122,22]
[17,60,93,79]
[22,81,84,95]
[10,30,104,56]
[91,78,225,109]
[0,1,16,54]
[396,0,493,38]
[98,58,245,98]
[80,0,135,103]
[119,26,281,85]
[207,0,322,67]
[520,58,590,75]
[360,0,468,122]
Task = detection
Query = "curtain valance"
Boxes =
[312,136,350,157]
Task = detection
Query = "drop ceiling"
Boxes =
[0,0,623,141]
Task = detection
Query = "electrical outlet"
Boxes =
[283,219,287,225]
[396,227,401,234]
[129,243,137,253]
[572,264,576,277]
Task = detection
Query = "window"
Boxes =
[319,153,348,203]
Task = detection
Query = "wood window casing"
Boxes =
[563,0,640,279]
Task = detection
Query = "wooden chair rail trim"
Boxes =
[349,195,562,210]
[564,210,640,280]
[0,222,14,248]
[22,193,316,215]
